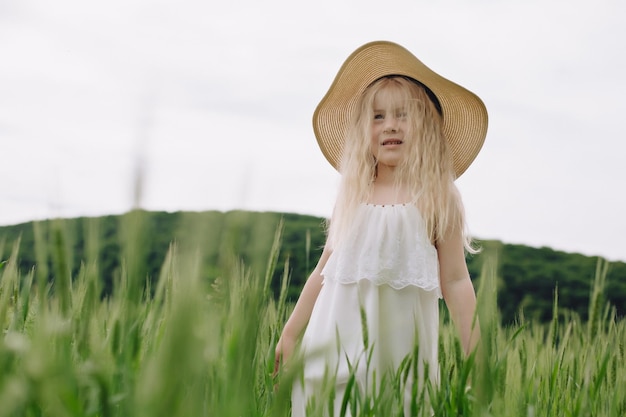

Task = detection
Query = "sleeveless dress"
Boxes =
[291,203,442,417]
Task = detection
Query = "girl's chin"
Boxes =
[377,159,403,168]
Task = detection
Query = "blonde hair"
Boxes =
[327,76,475,252]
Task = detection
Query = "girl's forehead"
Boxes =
[373,88,409,108]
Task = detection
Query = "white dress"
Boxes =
[291,203,442,417]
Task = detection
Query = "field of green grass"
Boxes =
[1,211,624,416]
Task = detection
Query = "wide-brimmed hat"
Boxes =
[313,40,488,178]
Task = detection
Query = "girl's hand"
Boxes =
[273,333,297,377]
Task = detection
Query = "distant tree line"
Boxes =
[0,210,624,324]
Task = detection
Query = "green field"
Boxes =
[1,211,624,416]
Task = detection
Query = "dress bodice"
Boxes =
[322,203,441,297]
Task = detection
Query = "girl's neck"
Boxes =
[375,163,396,183]
[369,175,411,205]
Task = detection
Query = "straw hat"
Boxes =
[313,40,488,178]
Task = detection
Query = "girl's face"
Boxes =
[369,86,409,169]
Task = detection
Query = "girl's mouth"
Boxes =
[382,139,403,146]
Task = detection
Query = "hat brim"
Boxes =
[313,41,488,178]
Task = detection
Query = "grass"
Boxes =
[0,211,625,416]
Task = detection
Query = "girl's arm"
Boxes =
[274,245,333,373]
[437,225,480,355]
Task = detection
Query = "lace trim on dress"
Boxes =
[322,203,442,297]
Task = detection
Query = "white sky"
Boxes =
[1,0,625,262]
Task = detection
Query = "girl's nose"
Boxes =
[383,117,399,133]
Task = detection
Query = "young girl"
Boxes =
[275,41,488,416]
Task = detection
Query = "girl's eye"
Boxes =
[373,113,384,120]
[396,111,407,119]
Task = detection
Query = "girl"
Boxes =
[275,41,488,416]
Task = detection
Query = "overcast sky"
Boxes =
[1,0,625,262]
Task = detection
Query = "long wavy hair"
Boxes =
[327,76,475,252]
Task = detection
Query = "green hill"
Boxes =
[0,210,624,324]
